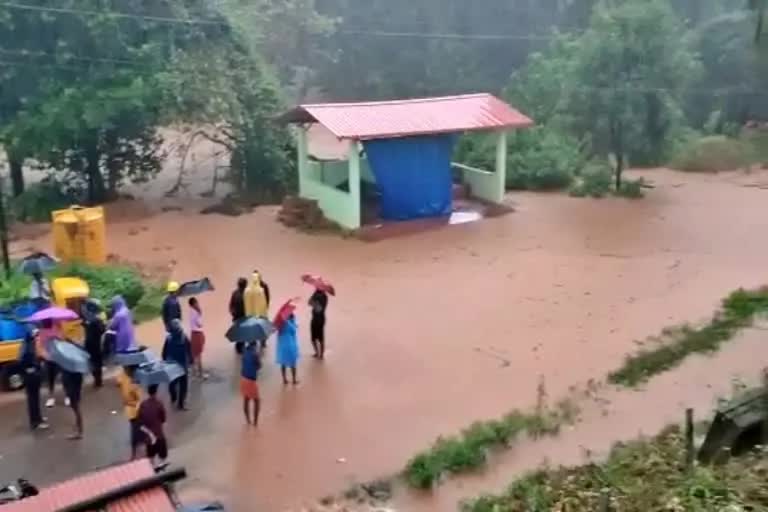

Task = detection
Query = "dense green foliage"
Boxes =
[404,400,580,489]
[609,287,768,387]
[0,262,162,323]
[462,425,768,511]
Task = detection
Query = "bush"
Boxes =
[9,181,75,223]
[506,127,586,191]
[54,263,145,307]
[569,161,613,198]
[616,177,646,199]
[669,135,752,172]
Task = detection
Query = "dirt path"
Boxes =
[3,168,768,511]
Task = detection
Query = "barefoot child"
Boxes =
[138,384,168,466]
[240,342,261,426]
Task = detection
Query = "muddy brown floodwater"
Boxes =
[3,168,768,511]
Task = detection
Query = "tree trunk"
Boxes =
[612,118,625,190]
[86,144,106,204]
[104,130,120,200]
[8,154,24,197]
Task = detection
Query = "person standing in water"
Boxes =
[229,278,248,355]
[162,282,182,334]
[240,342,261,426]
[244,273,269,351]
[61,366,84,440]
[20,328,47,431]
[276,314,300,385]
[107,296,137,354]
[117,365,143,459]
[139,384,168,466]
[309,288,329,359]
[162,319,192,410]
[81,299,106,388]
[188,297,207,380]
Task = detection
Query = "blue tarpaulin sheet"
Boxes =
[363,135,455,221]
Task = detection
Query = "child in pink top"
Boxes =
[188,297,207,380]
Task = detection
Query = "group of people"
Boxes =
[19,267,332,465]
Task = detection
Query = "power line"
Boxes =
[337,30,555,41]
[0,1,224,26]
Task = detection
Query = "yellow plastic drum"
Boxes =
[51,206,106,265]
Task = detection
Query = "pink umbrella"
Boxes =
[24,306,79,323]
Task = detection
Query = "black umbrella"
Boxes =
[18,252,57,275]
[179,503,225,512]
[48,339,91,374]
[225,316,273,343]
[113,348,157,367]
[177,278,215,298]
[133,361,186,387]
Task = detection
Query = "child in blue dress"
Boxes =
[276,314,299,385]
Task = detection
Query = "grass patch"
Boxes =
[0,261,163,324]
[669,135,753,172]
[461,425,768,512]
[608,287,768,387]
[403,397,580,489]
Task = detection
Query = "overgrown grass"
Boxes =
[669,135,754,172]
[403,398,580,489]
[461,425,768,512]
[0,262,163,323]
[608,287,768,387]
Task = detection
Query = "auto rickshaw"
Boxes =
[0,276,90,391]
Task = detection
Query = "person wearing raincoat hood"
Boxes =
[162,319,192,410]
[107,296,137,354]
[244,273,269,350]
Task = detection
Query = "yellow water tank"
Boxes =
[51,206,107,265]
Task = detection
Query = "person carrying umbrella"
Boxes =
[303,275,335,360]
[107,296,137,354]
[162,282,182,334]
[20,253,56,308]
[162,319,192,410]
[229,278,248,354]
[244,273,269,351]
[81,299,106,388]
[39,319,66,408]
[18,327,47,431]
[47,339,90,440]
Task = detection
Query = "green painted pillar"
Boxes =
[495,131,508,203]
[297,126,309,197]
[347,141,362,229]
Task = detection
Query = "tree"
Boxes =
[567,0,699,188]
[0,1,223,202]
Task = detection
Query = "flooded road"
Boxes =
[2,168,768,511]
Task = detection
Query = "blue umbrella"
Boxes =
[18,252,57,275]
[177,278,215,297]
[225,317,273,344]
[113,349,157,367]
[48,339,91,374]
[133,361,185,387]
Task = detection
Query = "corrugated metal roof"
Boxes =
[0,459,175,512]
[281,93,533,140]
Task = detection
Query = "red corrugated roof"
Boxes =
[0,459,175,512]
[281,93,533,140]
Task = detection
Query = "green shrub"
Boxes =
[669,135,752,172]
[54,263,145,307]
[616,177,646,199]
[0,271,33,305]
[404,452,441,489]
[507,127,584,191]
[132,284,165,324]
[9,181,75,223]
[569,161,613,198]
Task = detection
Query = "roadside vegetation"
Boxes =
[404,383,580,489]
[0,262,164,324]
[609,287,768,387]
[461,425,768,512]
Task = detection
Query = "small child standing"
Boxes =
[117,366,142,459]
[240,342,261,426]
[188,297,207,380]
[138,384,168,465]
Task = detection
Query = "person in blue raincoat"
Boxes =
[162,319,192,410]
[276,314,299,385]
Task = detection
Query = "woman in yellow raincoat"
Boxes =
[244,273,269,350]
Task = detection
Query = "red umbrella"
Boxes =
[272,298,297,332]
[301,274,336,296]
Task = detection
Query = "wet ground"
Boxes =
[2,168,768,511]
